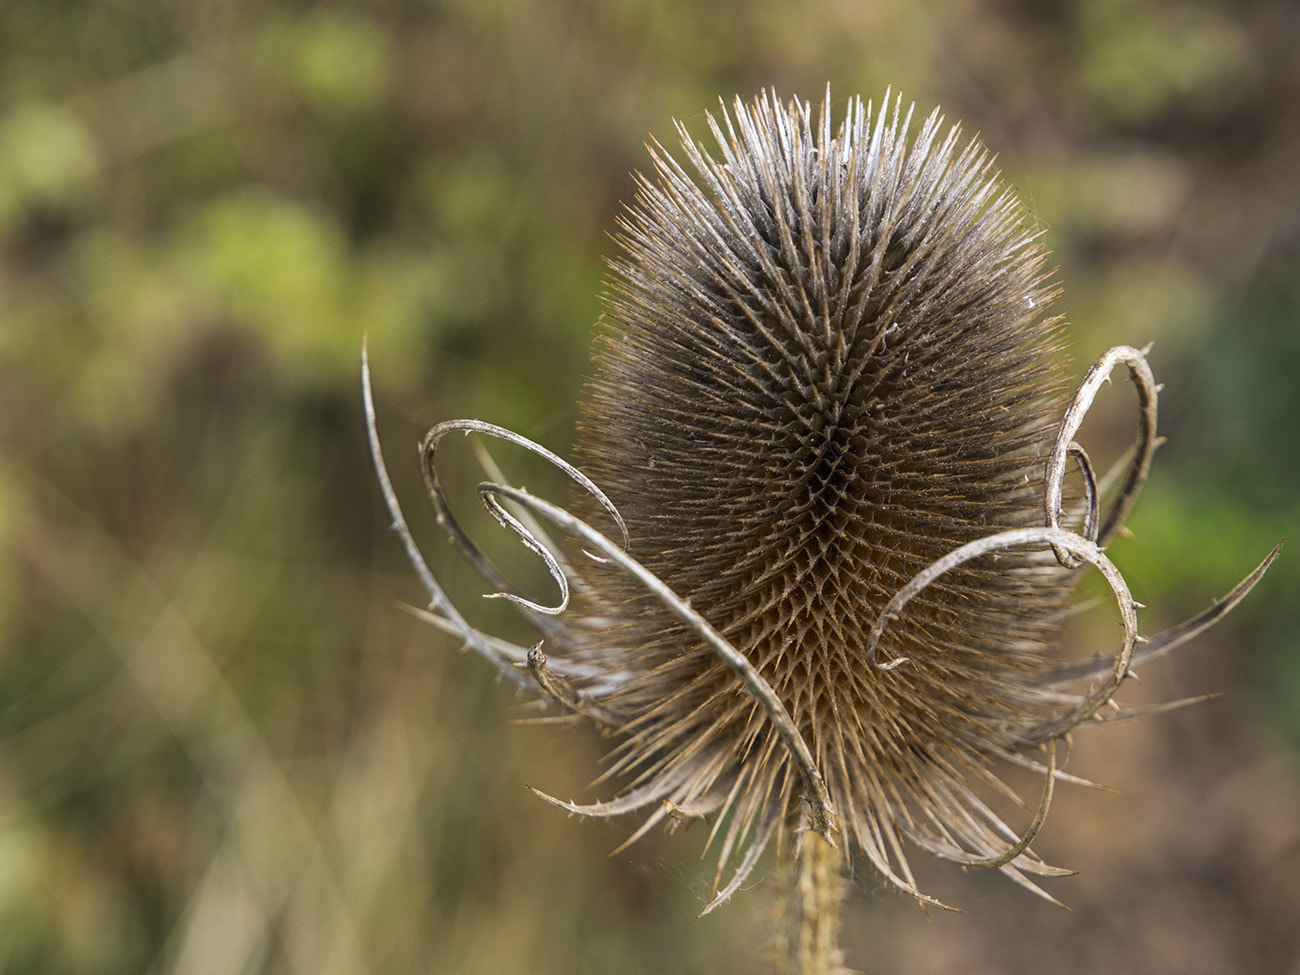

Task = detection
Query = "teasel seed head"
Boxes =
[363,89,1278,916]
[571,89,1080,903]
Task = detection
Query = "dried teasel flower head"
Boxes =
[364,90,1277,915]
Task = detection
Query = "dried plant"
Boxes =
[364,90,1276,973]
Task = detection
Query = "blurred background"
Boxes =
[0,0,1297,972]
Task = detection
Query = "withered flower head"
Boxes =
[364,91,1276,919]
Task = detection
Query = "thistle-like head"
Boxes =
[364,90,1277,916]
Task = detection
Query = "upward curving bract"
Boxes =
[364,90,1277,916]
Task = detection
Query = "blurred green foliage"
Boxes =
[0,0,1296,973]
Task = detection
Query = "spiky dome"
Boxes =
[567,90,1078,903]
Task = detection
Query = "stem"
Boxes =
[781,829,849,975]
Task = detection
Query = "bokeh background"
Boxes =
[1,1,1297,972]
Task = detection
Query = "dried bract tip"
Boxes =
[363,91,1277,914]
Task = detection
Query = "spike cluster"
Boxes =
[364,90,1277,914]
[571,92,1080,902]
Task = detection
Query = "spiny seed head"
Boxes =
[570,90,1075,900]
[371,88,1275,915]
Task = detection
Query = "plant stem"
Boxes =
[781,828,849,975]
